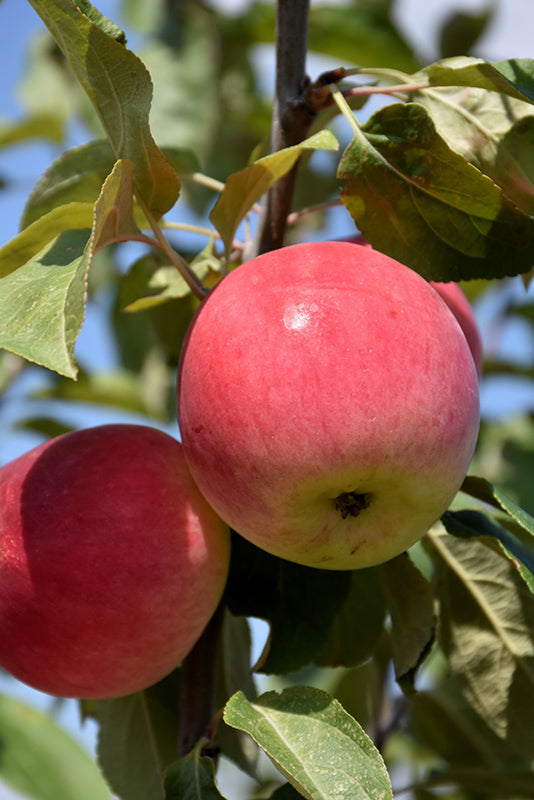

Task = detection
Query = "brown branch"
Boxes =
[254,0,313,256]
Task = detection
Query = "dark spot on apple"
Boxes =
[193,425,204,434]
[334,491,372,519]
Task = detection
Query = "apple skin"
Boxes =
[429,281,483,378]
[0,424,230,699]
[339,234,484,377]
[177,241,480,571]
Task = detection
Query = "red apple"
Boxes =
[177,241,480,570]
[338,234,483,377]
[0,424,230,699]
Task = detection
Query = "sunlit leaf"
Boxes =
[411,81,534,216]
[224,687,393,800]
[0,229,90,378]
[28,0,180,217]
[210,130,338,256]
[427,56,534,105]
[91,159,141,253]
[0,203,93,278]
[429,530,534,759]
[339,102,534,281]
[74,0,126,42]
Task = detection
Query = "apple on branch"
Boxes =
[0,424,230,699]
[177,241,480,571]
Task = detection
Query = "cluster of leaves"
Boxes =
[0,1,534,799]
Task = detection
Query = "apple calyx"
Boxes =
[334,491,372,519]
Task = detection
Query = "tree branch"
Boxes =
[254,0,313,256]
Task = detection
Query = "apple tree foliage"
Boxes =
[0,1,533,798]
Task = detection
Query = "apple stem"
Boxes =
[177,604,225,758]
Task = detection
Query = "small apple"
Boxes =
[177,241,480,570]
[0,424,230,699]
[338,234,483,376]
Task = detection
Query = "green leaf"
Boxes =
[307,4,419,72]
[422,767,534,797]
[339,101,534,281]
[438,8,495,59]
[241,2,419,74]
[429,530,534,758]
[224,535,351,675]
[462,475,534,533]
[411,80,534,216]
[0,203,93,278]
[452,476,534,575]
[210,130,338,256]
[314,568,386,669]
[122,247,222,311]
[35,367,170,421]
[94,670,181,800]
[410,679,532,770]
[269,784,305,800]
[28,0,180,217]
[138,8,219,158]
[116,254,202,370]
[442,509,534,579]
[216,612,259,778]
[0,112,64,148]
[91,159,141,253]
[22,140,116,228]
[379,553,435,690]
[0,695,110,800]
[164,742,226,800]
[73,0,127,42]
[427,56,534,105]
[224,687,393,800]
[0,228,90,378]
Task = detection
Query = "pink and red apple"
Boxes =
[0,424,230,699]
[177,241,480,570]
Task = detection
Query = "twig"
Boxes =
[136,195,209,300]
